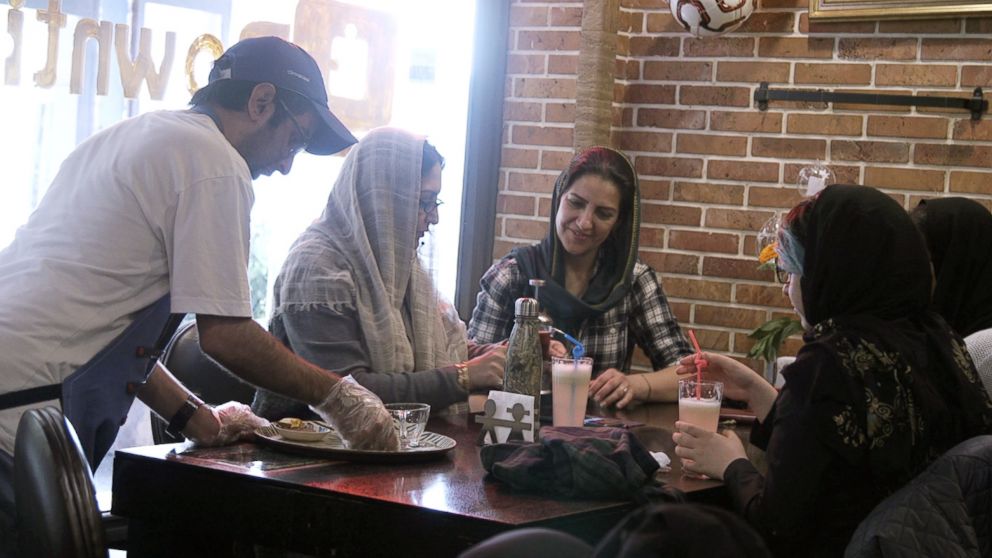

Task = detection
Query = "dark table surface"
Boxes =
[112,401,748,557]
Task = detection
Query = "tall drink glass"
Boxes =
[677,379,723,477]
[551,356,592,427]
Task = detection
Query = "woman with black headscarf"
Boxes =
[468,147,692,407]
[911,197,992,397]
[673,185,992,557]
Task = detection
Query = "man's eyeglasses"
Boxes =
[419,198,444,215]
[278,98,311,155]
[774,262,790,284]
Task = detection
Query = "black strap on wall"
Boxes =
[755,82,987,121]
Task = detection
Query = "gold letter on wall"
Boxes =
[33,0,66,88]
[115,24,175,99]
[5,0,23,85]
[70,19,112,95]
[184,33,222,96]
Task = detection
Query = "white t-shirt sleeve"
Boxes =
[169,176,253,317]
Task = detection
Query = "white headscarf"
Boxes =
[272,127,466,372]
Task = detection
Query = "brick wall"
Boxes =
[495,0,992,369]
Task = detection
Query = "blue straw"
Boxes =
[551,328,585,359]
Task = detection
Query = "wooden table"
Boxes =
[112,403,744,557]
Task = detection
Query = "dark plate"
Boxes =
[253,425,456,463]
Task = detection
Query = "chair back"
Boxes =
[15,406,106,558]
[150,321,256,444]
[845,435,992,558]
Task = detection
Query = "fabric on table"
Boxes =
[479,426,674,503]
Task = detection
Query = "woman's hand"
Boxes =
[547,340,568,359]
[676,352,762,403]
[672,421,747,480]
[466,345,507,390]
[588,368,635,409]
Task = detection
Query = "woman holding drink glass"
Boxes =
[468,147,692,409]
[673,185,992,557]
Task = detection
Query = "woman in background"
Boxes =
[252,127,505,420]
[468,146,691,408]
[911,197,992,397]
[674,185,992,557]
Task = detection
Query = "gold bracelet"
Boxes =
[455,362,469,392]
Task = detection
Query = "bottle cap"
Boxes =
[514,297,539,318]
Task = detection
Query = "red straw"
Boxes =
[688,329,704,399]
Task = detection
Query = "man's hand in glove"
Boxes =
[310,376,400,450]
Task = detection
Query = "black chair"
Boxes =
[15,406,106,558]
[150,321,256,444]
[845,435,992,558]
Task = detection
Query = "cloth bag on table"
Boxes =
[480,426,682,504]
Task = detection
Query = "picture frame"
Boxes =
[809,0,992,21]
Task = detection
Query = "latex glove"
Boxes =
[191,401,268,447]
[310,376,400,451]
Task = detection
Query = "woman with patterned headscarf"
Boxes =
[911,197,992,397]
[252,127,506,420]
[673,185,992,557]
[468,146,692,407]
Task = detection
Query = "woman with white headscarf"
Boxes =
[252,127,505,420]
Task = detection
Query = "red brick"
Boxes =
[540,150,573,171]
[629,36,681,57]
[663,277,733,303]
[639,179,673,202]
[504,218,547,240]
[615,58,640,80]
[716,61,791,83]
[635,156,704,178]
[879,19,962,33]
[915,144,992,168]
[506,54,547,74]
[514,77,576,99]
[710,111,783,133]
[546,102,575,123]
[673,182,746,205]
[965,18,992,33]
[758,37,833,59]
[922,39,992,61]
[538,197,552,217]
[708,160,780,182]
[510,5,548,26]
[548,54,577,75]
[800,14,876,34]
[680,86,751,107]
[503,101,542,122]
[670,301,691,323]
[641,204,703,226]
[640,251,700,274]
[706,208,776,231]
[703,256,770,281]
[867,115,949,140]
[677,134,748,156]
[625,84,677,104]
[549,6,582,26]
[507,171,557,193]
[491,240,523,262]
[639,227,666,249]
[786,114,863,136]
[832,89,914,113]
[497,194,537,215]
[876,64,957,87]
[621,0,668,9]
[863,167,946,192]
[953,119,992,141]
[962,66,992,87]
[511,125,574,147]
[736,284,792,308]
[517,30,581,52]
[682,37,756,58]
[748,186,806,209]
[837,38,917,61]
[696,305,768,330]
[638,108,707,130]
[795,63,872,86]
[669,230,739,254]
[949,171,992,194]
[831,140,910,163]
[618,131,674,153]
[752,137,827,159]
[619,9,645,33]
[643,60,713,81]
[501,147,539,169]
[646,12,690,33]
[738,12,795,33]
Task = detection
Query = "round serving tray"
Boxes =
[254,424,456,464]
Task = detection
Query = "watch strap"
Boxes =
[166,395,202,438]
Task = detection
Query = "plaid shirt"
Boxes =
[468,255,692,375]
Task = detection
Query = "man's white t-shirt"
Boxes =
[0,110,254,453]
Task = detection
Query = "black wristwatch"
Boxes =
[166,395,202,438]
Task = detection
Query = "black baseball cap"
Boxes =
[206,36,357,155]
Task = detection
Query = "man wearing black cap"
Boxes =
[0,38,398,543]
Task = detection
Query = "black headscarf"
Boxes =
[912,197,992,337]
[512,147,640,334]
[788,184,992,479]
